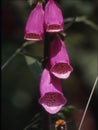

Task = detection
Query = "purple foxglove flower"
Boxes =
[24,2,44,41]
[39,68,67,114]
[45,0,64,32]
[50,35,73,79]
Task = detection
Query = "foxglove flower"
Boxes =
[39,68,67,114]
[45,0,64,32]
[50,35,73,79]
[24,2,44,41]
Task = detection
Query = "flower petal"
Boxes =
[45,0,64,32]
[50,35,73,79]
[39,68,67,114]
[24,2,44,41]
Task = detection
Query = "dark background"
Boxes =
[2,0,98,130]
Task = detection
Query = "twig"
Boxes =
[1,41,33,70]
[1,48,22,70]
[78,76,98,130]
[64,16,98,31]
[75,16,98,31]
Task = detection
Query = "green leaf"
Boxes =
[24,55,42,80]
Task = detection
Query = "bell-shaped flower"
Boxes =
[39,68,67,114]
[24,2,44,41]
[44,0,64,32]
[50,35,73,79]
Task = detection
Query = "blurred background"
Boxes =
[2,0,98,130]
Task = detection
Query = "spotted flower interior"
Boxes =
[52,63,72,74]
[39,91,66,114]
[46,24,63,32]
[25,33,42,41]
[51,62,73,79]
[42,92,65,106]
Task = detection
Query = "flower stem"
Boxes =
[42,32,50,68]
[42,109,51,130]
[41,32,51,130]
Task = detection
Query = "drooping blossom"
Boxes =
[44,0,64,32]
[24,2,44,41]
[39,67,67,114]
[50,35,73,79]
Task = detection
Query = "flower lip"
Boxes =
[46,24,63,32]
[24,33,42,41]
[39,92,67,114]
[51,62,73,79]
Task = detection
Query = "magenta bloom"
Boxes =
[50,35,73,79]
[39,68,67,114]
[24,2,44,41]
[45,0,64,32]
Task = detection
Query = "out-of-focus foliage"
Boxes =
[2,0,98,130]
